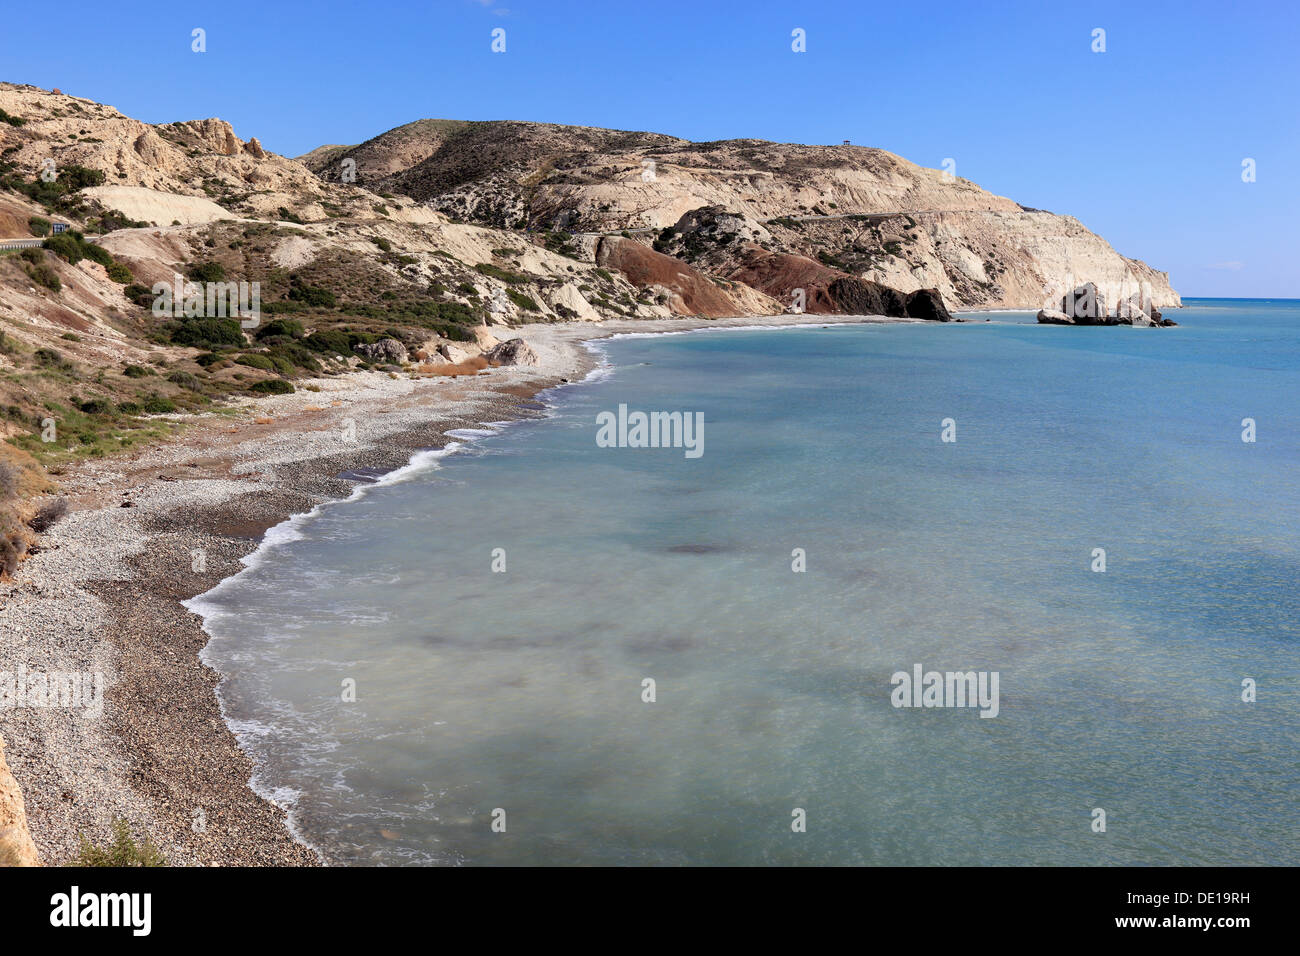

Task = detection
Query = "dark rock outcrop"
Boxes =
[728,248,950,320]
[903,288,951,322]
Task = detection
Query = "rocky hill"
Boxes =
[2,82,777,593]
[0,80,1186,579]
[303,119,1180,312]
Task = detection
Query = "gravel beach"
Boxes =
[0,314,901,865]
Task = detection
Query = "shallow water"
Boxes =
[190,300,1300,865]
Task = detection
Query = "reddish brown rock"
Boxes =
[595,236,739,317]
[727,247,950,320]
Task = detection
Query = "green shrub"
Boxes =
[0,107,27,128]
[123,283,154,307]
[287,279,335,309]
[194,352,224,367]
[73,819,165,867]
[249,379,294,395]
[264,342,320,371]
[186,261,226,283]
[34,347,67,367]
[474,263,528,284]
[237,354,276,371]
[123,365,149,378]
[507,289,540,312]
[303,329,354,355]
[169,318,244,348]
[255,318,305,340]
[105,261,132,283]
[167,370,201,389]
[28,216,50,236]
[370,236,392,253]
[141,394,176,414]
[78,398,114,415]
[58,165,105,191]
[24,261,61,292]
[43,231,112,267]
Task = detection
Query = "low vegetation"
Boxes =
[71,820,166,867]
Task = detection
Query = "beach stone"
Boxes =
[438,343,478,364]
[485,338,539,367]
[1036,309,1074,325]
[354,338,408,363]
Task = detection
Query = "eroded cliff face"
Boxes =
[304,122,1179,311]
[758,209,1180,311]
[0,735,40,866]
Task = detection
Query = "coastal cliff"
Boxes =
[302,120,1180,312]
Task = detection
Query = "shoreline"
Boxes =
[0,312,902,865]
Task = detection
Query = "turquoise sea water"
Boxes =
[190,299,1300,866]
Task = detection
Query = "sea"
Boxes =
[186,299,1300,866]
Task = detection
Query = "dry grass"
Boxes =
[0,442,56,580]
[416,356,497,377]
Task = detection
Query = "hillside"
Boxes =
[0,83,787,583]
[303,119,1181,312]
[0,80,1186,577]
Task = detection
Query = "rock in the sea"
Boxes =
[1060,282,1116,324]
[904,288,952,323]
[354,338,408,363]
[1116,292,1165,325]
[1036,309,1075,325]
[484,337,539,366]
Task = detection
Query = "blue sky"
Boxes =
[3,0,1296,297]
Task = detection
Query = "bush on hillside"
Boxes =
[168,318,245,348]
[186,261,226,283]
[249,379,294,395]
[254,318,305,340]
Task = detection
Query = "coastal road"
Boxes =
[572,208,1016,239]
[0,235,103,251]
